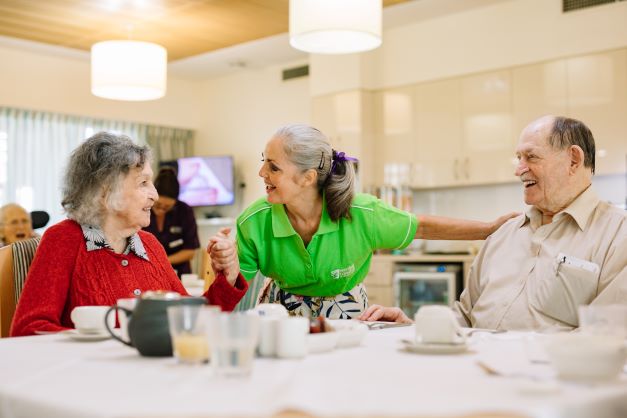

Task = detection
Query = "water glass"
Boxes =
[207,312,260,377]
[167,305,216,364]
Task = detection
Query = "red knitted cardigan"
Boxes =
[11,219,248,337]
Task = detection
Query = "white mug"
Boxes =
[71,306,114,334]
[414,305,465,344]
[257,317,280,357]
[253,303,289,318]
[276,317,308,358]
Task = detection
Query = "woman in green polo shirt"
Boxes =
[210,124,515,319]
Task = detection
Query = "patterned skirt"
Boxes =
[257,279,368,319]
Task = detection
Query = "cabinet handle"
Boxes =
[454,159,459,180]
[464,158,470,179]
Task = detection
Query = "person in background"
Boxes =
[11,132,246,337]
[360,116,626,330]
[0,203,38,247]
[208,124,517,320]
[143,167,200,277]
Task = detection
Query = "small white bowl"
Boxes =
[327,320,368,348]
[307,331,339,354]
[544,333,627,381]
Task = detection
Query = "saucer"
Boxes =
[401,339,468,355]
[62,329,112,342]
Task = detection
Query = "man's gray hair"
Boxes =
[549,117,596,174]
[274,124,355,222]
[62,132,151,225]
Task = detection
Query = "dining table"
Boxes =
[0,325,626,418]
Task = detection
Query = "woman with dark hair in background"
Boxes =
[143,167,200,277]
[207,124,516,319]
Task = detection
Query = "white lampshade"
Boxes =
[289,0,382,54]
[91,40,167,101]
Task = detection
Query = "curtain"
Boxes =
[0,107,194,227]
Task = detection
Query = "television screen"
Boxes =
[162,156,234,207]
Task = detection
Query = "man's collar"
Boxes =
[559,186,599,230]
[271,195,338,238]
[80,224,149,260]
[522,186,598,231]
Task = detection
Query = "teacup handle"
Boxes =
[105,306,133,347]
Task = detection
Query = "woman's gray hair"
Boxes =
[274,124,356,222]
[62,132,151,226]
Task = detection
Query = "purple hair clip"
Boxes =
[331,150,358,174]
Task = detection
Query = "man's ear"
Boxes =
[568,145,585,173]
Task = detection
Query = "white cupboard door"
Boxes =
[374,87,416,185]
[567,49,627,176]
[413,79,463,187]
[512,60,568,143]
[461,70,515,185]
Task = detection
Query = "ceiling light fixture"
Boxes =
[289,0,382,55]
[91,40,167,101]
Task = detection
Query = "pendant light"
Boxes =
[289,0,382,54]
[91,40,167,101]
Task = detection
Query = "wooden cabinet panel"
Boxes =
[566,49,627,175]
[364,259,394,286]
[365,285,394,307]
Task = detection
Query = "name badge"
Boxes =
[169,238,184,248]
[169,226,182,234]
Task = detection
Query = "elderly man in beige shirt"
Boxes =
[360,115,626,331]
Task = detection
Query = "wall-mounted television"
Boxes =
[161,156,235,207]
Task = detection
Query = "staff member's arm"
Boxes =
[416,212,519,240]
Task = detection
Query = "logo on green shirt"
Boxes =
[331,264,355,280]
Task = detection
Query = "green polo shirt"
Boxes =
[236,193,418,297]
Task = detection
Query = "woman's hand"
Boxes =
[358,305,413,324]
[488,212,520,235]
[207,227,239,286]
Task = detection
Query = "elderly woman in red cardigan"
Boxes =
[11,132,246,337]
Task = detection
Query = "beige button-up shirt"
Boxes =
[455,187,626,331]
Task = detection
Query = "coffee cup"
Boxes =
[181,273,202,287]
[71,306,113,334]
[253,303,289,318]
[414,305,465,344]
[276,317,308,358]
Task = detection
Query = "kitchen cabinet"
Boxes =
[460,70,516,185]
[411,71,516,188]
[412,79,463,187]
[512,60,568,140]
[311,90,376,188]
[566,49,627,175]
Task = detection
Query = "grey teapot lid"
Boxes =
[141,290,181,300]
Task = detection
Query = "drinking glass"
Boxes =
[167,305,216,364]
[207,312,260,377]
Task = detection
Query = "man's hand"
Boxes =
[358,305,413,324]
[207,227,239,286]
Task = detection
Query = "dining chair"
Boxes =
[200,249,265,312]
[0,236,40,337]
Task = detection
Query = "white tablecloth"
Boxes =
[0,328,626,418]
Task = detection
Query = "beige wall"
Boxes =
[195,60,311,217]
[0,43,202,129]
